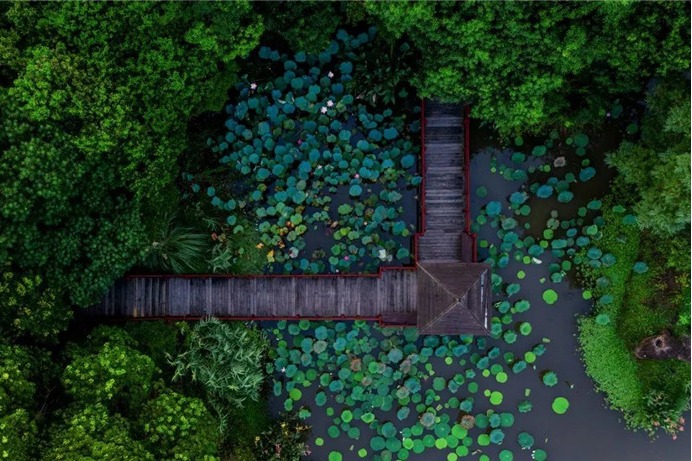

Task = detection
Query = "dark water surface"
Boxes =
[468,141,691,461]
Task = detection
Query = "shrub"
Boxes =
[577,204,690,436]
[0,345,48,414]
[43,404,154,461]
[0,2,263,306]
[170,319,268,429]
[0,266,72,343]
[139,391,220,460]
[606,79,690,237]
[0,409,37,461]
[61,342,155,412]
[123,321,181,377]
[364,2,690,134]
[141,216,211,274]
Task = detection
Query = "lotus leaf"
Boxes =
[542,289,558,305]
[532,145,547,156]
[552,396,569,414]
[486,201,502,217]
[536,185,553,198]
[633,261,649,274]
[542,371,558,386]
[518,432,535,449]
[490,428,505,444]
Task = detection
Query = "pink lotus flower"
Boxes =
[327,100,334,107]
[250,82,257,90]
[354,174,360,179]
[328,71,334,78]
[344,256,349,261]
[297,139,303,145]
[320,106,328,114]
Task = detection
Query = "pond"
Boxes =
[263,116,690,460]
[183,30,422,276]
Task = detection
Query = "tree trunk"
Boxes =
[634,330,690,361]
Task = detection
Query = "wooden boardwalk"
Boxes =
[90,102,490,334]
[94,271,418,322]
[418,102,472,262]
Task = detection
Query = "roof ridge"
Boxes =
[417,263,459,301]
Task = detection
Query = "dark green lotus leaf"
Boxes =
[532,145,547,156]
[533,449,548,461]
[486,201,502,217]
[633,261,649,274]
[536,185,553,198]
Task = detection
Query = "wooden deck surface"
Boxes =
[417,102,471,263]
[89,271,418,320]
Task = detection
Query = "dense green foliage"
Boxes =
[0,2,688,457]
[257,1,340,54]
[170,318,269,427]
[0,266,71,343]
[363,1,690,134]
[607,80,691,236]
[141,216,211,274]
[578,206,690,436]
[0,2,263,306]
[140,391,220,460]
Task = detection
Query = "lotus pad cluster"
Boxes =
[186,29,421,274]
[267,319,551,460]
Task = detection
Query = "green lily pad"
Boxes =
[633,261,649,274]
[370,436,386,451]
[542,289,558,305]
[532,448,548,461]
[518,432,535,449]
[542,371,558,387]
[552,397,570,414]
[489,391,503,405]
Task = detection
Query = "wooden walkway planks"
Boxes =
[93,271,418,320]
[418,102,469,262]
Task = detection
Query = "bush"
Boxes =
[606,79,690,236]
[123,321,181,377]
[140,216,211,274]
[0,345,53,415]
[139,391,220,460]
[0,409,37,461]
[0,266,72,343]
[363,2,690,134]
[61,342,155,413]
[43,404,154,461]
[170,319,268,429]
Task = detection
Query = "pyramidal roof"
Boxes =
[416,262,490,335]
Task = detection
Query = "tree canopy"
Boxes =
[0,2,263,306]
[607,79,691,236]
[363,1,690,134]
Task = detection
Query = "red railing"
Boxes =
[463,105,478,262]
